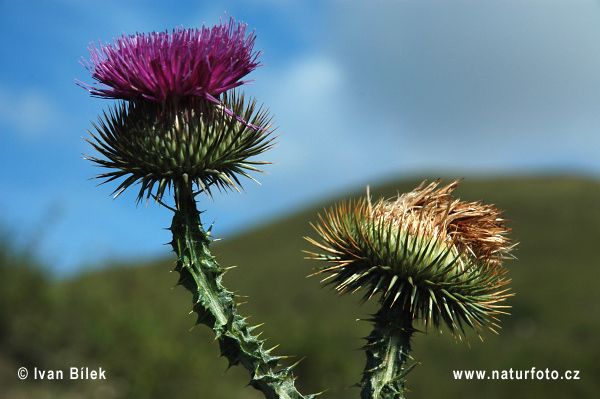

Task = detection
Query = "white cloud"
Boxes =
[0,87,61,139]
[254,55,347,168]
[283,56,344,99]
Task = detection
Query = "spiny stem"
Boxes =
[170,182,313,399]
[361,306,417,399]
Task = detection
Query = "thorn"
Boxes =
[286,356,305,371]
[247,323,264,333]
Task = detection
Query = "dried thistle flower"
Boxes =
[85,91,275,202]
[77,17,261,106]
[305,180,516,338]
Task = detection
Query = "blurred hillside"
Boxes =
[1,175,599,398]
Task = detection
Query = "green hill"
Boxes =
[1,175,599,398]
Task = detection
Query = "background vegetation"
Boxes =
[1,175,599,398]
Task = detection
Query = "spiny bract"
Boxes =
[305,180,516,339]
[85,91,275,202]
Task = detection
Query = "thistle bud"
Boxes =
[306,180,516,338]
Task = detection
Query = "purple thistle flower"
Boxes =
[78,16,262,105]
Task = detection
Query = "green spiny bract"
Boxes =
[85,91,275,203]
[305,180,516,339]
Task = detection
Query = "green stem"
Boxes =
[361,306,417,399]
[170,182,313,399]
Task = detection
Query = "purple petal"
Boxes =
[77,16,262,104]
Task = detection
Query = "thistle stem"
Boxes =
[361,306,416,399]
[170,182,312,399]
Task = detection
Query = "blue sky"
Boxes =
[1,0,600,276]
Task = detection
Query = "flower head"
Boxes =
[305,180,516,338]
[78,17,261,105]
[85,91,275,203]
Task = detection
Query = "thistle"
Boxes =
[80,17,312,399]
[78,18,261,106]
[305,180,516,399]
